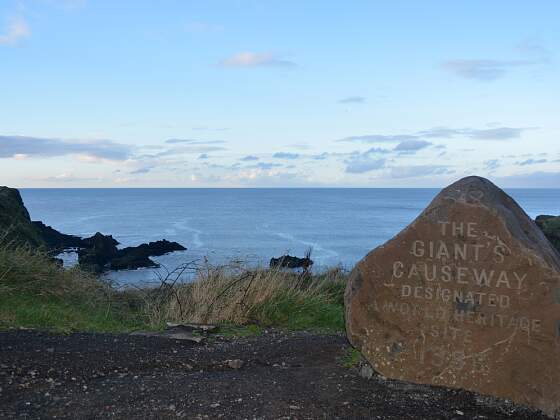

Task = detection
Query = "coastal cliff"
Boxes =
[0,186,186,272]
[0,186,45,248]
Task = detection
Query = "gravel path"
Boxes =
[0,330,550,419]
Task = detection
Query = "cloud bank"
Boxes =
[0,135,131,160]
[340,126,531,143]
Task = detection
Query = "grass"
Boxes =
[254,292,344,331]
[163,263,347,332]
[0,236,348,334]
[0,240,152,333]
[342,347,363,368]
[0,292,146,333]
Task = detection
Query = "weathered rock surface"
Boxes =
[345,176,560,417]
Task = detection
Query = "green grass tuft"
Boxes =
[342,347,363,368]
[252,291,344,331]
[0,293,146,333]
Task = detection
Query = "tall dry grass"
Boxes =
[158,262,347,329]
[0,231,107,299]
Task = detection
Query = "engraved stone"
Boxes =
[345,176,560,417]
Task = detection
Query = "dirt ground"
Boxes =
[0,330,551,419]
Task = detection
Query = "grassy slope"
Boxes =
[0,244,149,333]
[0,293,146,333]
[1,241,347,334]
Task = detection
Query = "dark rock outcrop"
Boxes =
[1,186,187,273]
[535,214,560,253]
[77,235,186,273]
[270,255,313,270]
[31,221,85,250]
[0,186,45,248]
[110,240,186,271]
[77,233,120,273]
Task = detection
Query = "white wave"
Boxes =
[172,220,204,249]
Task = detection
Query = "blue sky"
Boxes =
[1,0,558,187]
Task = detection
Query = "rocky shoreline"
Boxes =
[1,186,187,273]
[2,185,559,275]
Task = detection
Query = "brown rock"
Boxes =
[226,359,244,370]
[345,176,560,417]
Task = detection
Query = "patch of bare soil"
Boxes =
[0,330,550,419]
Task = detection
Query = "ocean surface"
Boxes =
[20,188,560,286]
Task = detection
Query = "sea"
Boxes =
[19,188,560,286]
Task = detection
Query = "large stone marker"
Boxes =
[345,176,560,417]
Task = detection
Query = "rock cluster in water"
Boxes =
[345,176,560,417]
[78,235,186,273]
[269,254,314,270]
[0,186,186,273]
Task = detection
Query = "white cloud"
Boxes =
[165,138,226,145]
[345,157,386,174]
[338,96,366,104]
[273,152,299,159]
[220,52,295,68]
[246,162,283,170]
[340,126,531,143]
[240,155,259,162]
[130,167,152,174]
[516,158,547,166]
[340,134,417,143]
[484,159,500,171]
[389,165,454,179]
[493,171,560,188]
[31,172,98,183]
[394,140,432,152]
[0,135,132,160]
[0,17,30,46]
[442,59,537,81]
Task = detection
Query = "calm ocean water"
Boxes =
[20,188,560,286]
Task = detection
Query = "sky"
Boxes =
[0,0,559,188]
